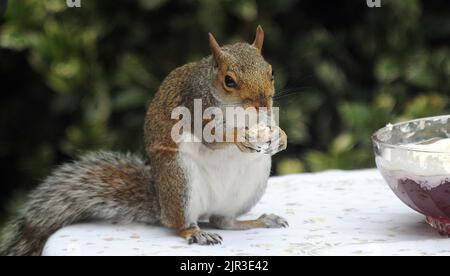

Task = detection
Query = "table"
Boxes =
[43,169,450,256]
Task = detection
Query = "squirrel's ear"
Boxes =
[252,25,264,52]
[208,33,224,66]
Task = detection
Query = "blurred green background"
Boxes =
[1,0,450,225]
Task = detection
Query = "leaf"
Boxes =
[113,88,147,111]
[277,158,305,175]
[375,56,401,83]
[331,133,354,154]
[138,0,168,10]
[404,51,439,88]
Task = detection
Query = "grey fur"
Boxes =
[0,151,160,256]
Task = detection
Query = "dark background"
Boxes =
[1,0,450,226]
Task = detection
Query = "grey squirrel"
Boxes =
[0,26,288,256]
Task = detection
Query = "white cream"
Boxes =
[403,138,450,153]
[377,138,450,189]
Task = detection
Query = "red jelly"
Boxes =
[379,168,450,236]
[373,115,450,236]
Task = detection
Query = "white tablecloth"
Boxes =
[43,169,450,256]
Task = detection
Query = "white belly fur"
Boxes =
[178,140,271,224]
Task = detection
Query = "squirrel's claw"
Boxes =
[264,126,287,155]
[258,213,289,228]
[238,125,287,155]
[236,140,261,153]
[187,231,223,246]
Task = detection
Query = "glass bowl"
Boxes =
[372,115,450,236]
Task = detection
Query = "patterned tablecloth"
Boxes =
[43,169,450,256]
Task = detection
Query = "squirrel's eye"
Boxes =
[224,75,238,88]
[271,70,275,81]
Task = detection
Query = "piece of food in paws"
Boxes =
[248,122,271,150]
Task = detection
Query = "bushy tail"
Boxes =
[0,217,48,256]
[1,151,158,256]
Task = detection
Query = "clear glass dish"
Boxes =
[372,115,450,236]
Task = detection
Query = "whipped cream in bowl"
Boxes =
[372,115,450,236]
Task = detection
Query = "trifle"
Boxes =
[372,115,450,236]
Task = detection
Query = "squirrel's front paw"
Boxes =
[263,126,287,155]
[235,125,266,153]
[236,125,287,155]
[258,213,289,228]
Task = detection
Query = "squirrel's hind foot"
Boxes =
[257,213,289,228]
[187,231,223,245]
[178,225,223,245]
[210,214,288,230]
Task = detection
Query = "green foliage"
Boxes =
[1,0,450,214]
